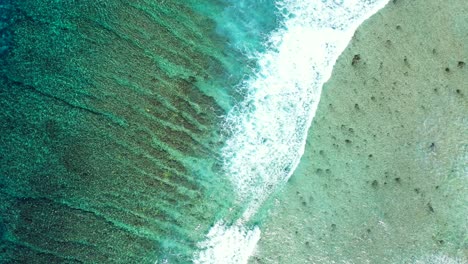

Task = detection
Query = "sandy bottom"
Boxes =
[251,0,467,263]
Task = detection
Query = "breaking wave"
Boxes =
[194,0,390,263]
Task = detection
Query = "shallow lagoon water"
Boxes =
[252,0,468,263]
[0,0,466,263]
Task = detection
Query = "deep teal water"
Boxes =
[0,1,12,57]
[3,0,467,263]
[0,1,278,263]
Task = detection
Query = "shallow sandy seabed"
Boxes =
[252,0,467,263]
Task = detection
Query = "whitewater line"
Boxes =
[194,0,390,263]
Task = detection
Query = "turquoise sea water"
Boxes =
[193,0,393,262]
[0,0,278,262]
[2,0,466,263]
[0,0,389,262]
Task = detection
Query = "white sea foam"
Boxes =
[412,254,467,264]
[194,221,260,264]
[194,0,389,263]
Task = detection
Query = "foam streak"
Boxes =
[195,1,390,263]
